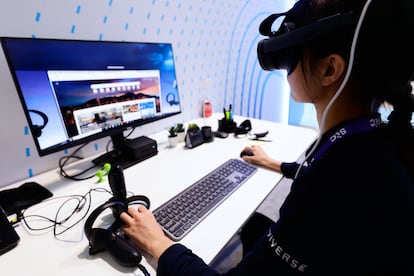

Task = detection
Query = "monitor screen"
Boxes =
[1,37,182,167]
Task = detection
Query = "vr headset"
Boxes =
[257,1,358,74]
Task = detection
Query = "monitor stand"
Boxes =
[92,134,158,169]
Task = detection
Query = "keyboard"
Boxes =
[153,158,257,241]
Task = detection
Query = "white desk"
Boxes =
[0,114,317,275]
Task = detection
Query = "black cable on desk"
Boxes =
[20,187,112,239]
[137,263,151,276]
[58,142,100,181]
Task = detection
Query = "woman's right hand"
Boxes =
[120,205,174,260]
[240,145,282,172]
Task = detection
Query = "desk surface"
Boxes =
[0,114,318,275]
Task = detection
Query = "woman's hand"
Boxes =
[240,145,282,172]
[120,205,174,260]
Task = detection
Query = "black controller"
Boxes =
[108,164,127,205]
[107,164,128,218]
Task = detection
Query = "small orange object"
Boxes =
[203,100,212,117]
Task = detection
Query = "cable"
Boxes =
[20,187,112,240]
[60,128,139,180]
[58,142,101,181]
[294,0,374,180]
[137,263,151,276]
[18,187,152,273]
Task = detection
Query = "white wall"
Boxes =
[0,0,295,187]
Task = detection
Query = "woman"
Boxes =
[120,0,414,274]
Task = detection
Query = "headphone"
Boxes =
[84,195,150,268]
[28,109,49,138]
[235,119,252,136]
[166,92,179,106]
[257,1,357,73]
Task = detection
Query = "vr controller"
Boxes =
[84,164,150,268]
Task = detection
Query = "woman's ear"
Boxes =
[320,54,346,86]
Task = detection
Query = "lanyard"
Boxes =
[309,113,382,165]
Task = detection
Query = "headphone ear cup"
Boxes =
[88,228,111,254]
[235,119,252,135]
[240,119,252,130]
[32,125,42,138]
[88,227,142,267]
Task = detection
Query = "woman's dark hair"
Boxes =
[298,0,414,177]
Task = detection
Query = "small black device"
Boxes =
[185,127,204,149]
[249,131,272,142]
[235,119,252,136]
[92,136,158,169]
[123,136,158,163]
[257,1,357,73]
[0,207,20,255]
[0,182,53,216]
[253,131,269,139]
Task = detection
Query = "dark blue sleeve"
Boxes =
[157,243,220,276]
[281,162,300,179]
[157,233,305,275]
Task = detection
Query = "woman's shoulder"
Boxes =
[300,128,408,187]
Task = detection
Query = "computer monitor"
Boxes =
[1,37,182,167]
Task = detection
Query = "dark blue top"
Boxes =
[157,119,414,275]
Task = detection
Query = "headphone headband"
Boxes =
[28,109,49,138]
[84,195,150,239]
[84,200,125,239]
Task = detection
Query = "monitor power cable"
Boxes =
[58,142,101,181]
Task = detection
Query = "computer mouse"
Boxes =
[240,150,254,158]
